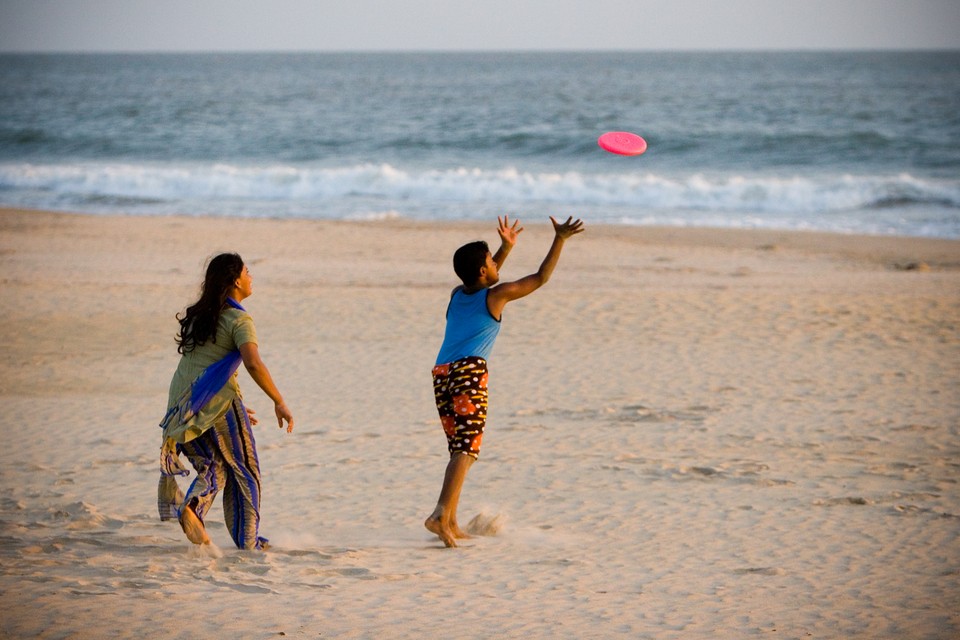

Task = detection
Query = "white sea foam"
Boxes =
[1,161,958,236]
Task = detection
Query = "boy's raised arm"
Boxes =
[533,215,584,285]
[487,216,584,319]
[492,215,524,268]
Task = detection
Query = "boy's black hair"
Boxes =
[453,240,490,286]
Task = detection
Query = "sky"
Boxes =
[1,0,959,53]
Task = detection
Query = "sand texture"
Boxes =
[1,208,958,639]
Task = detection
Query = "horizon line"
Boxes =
[2,46,959,55]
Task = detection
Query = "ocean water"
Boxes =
[1,51,959,237]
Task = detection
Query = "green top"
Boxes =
[163,307,258,443]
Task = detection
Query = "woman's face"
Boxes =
[235,264,253,300]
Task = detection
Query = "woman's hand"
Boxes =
[245,406,259,426]
[275,401,294,433]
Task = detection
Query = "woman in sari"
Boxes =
[158,252,294,550]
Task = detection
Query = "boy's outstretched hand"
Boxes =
[550,216,586,239]
[498,215,524,247]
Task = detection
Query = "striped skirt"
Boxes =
[178,398,267,550]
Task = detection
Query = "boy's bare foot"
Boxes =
[179,504,210,545]
[424,515,458,548]
[451,523,473,540]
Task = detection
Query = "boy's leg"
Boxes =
[425,452,474,548]
[426,358,488,547]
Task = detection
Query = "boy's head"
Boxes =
[453,240,492,286]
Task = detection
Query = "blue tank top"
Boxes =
[435,288,501,365]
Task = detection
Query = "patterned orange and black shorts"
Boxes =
[432,356,489,459]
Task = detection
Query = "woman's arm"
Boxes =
[239,342,294,432]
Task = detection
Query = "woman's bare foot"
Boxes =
[424,515,458,548]
[179,504,210,545]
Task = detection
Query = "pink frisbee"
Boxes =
[598,131,647,156]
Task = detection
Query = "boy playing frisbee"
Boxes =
[425,215,585,547]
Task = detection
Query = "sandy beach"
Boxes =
[1,206,958,639]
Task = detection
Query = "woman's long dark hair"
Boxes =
[176,253,244,354]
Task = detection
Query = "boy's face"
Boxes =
[479,251,499,285]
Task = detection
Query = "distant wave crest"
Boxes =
[2,161,957,216]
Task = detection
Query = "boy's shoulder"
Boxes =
[451,285,494,297]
